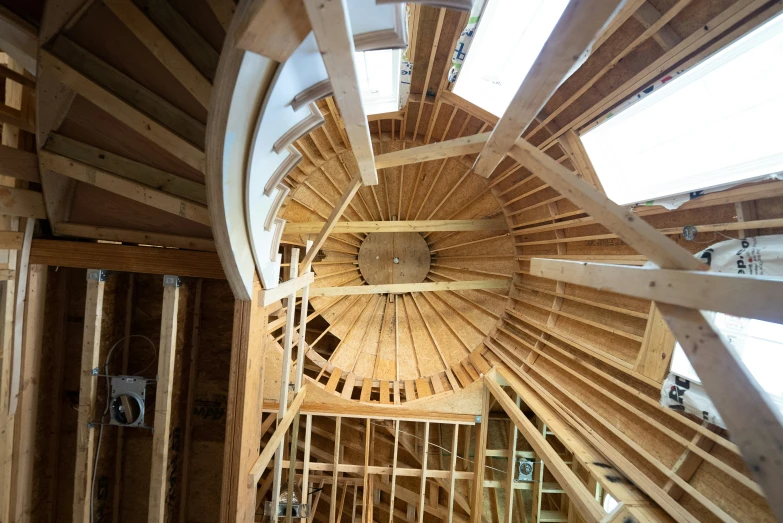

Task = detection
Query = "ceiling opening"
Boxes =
[356,48,402,115]
[581,12,783,206]
[451,0,570,117]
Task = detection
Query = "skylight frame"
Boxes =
[580,12,783,206]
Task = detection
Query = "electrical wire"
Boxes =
[90,335,157,523]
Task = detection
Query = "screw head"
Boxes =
[393,257,400,264]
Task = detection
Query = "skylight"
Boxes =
[452,0,570,117]
[356,48,401,115]
[581,13,783,206]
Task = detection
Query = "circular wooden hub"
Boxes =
[358,232,431,285]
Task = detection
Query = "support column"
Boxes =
[73,268,107,523]
[148,275,180,522]
[220,277,270,522]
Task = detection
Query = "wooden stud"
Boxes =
[486,375,605,523]
[148,275,181,523]
[469,384,489,523]
[72,269,107,523]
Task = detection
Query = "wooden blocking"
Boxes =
[634,303,675,383]
[0,144,39,182]
[236,0,310,63]
[0,187,46,219]
[303,0,378,185]
[72,269,107,523]
[148,275,181,522]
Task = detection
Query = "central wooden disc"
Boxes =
[358,232,431,285]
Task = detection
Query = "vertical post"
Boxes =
[73,268,107,523]
[179,279,202,523]
[272,249,300,516]
[10,264,47,521]
[332,416,342,523]
[417,422,430,523]
[148,275,180,523]
[301,414,313,522]
[220,279,270,522]
[388,420,399,523]
[470,383,490,523]
[0,216,18,523]
[287,241,313,523]
[113,274,135,523]
[531,419,546,523]
[447,424,458,523]
[505,396,520,523]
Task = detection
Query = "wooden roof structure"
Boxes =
[0,0,781,522]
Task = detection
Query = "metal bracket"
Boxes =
[91,368,99,376]
[163,274,180,287]
[475,415,482,424]
[86,269,107,282]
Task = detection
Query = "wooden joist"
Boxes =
[29,240,224,279]
[149,275,181,522]
[374,132,489,169]
[39,150,210,226]
[299,176,362,270]
[45,133,207,204]
[0,5,37,73]
[104,0,212,108]
[285,219,507,234]
[308,279,510,296]
[303,0,378,185]
[472,0,625,177]
[49,35,206,148]
[529,259,783,324]
[40,50,206,173]
[53,223,216,252]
